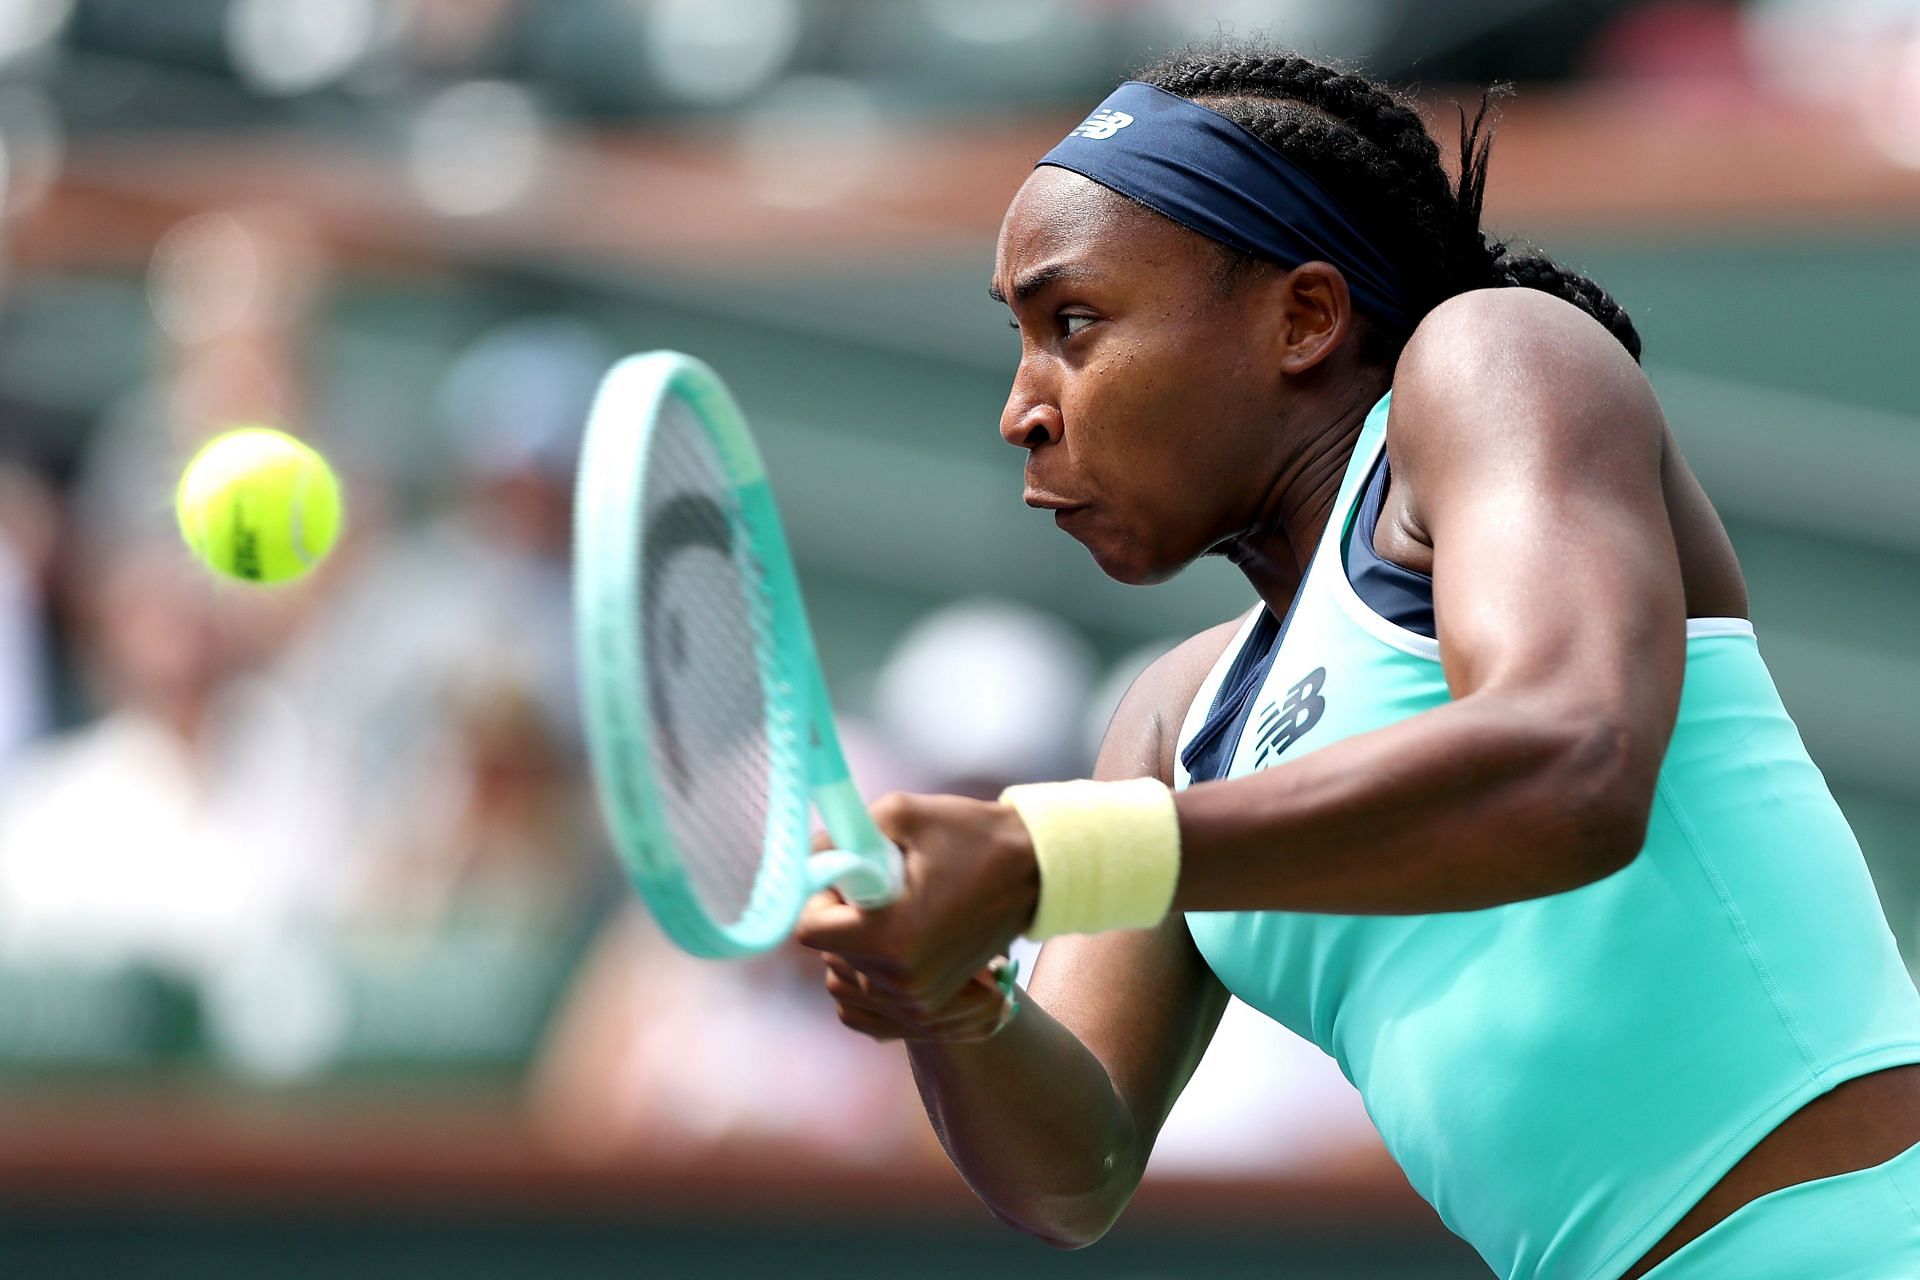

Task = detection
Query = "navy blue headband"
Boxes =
[1037,81,1412,329]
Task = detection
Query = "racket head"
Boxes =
[573,351,817,958]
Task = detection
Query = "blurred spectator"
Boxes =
[0,536,35,765]
[873,597,1098,799]
[0,539,334,975]
[0,462,54,768]
[348,674,598,933]
[277,315,615,928]
[1586,0,1750,90]
[76,205,338,665]
[2,200,364,963]
[1746,0,1920,166]
[533,908,932,1165]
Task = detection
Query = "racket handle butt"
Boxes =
[807,844,903,908]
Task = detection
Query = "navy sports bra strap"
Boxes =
[1181,597,1304,785]
[1181,391,1406,785]
[1344,450,1436,640]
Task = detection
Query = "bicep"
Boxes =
[1396,292,1686,774]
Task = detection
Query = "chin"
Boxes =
[1085,540,1182,587]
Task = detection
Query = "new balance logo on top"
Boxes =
[1251,667,1328,770]
[1069,109,1133,140]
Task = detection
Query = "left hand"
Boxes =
[818,954,1017,1043]
[795,791,1038,1016]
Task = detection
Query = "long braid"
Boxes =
[1138,41,1643,363]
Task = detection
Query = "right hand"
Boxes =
[801,829,1017,1044]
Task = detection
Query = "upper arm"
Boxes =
[1026,618,1243,1167]
[1391,289,1686,809]
[1086,615,1247,785]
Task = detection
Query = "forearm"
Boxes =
[1174,692,1656,914]
[907,996,1140,1248]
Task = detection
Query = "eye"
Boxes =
[1006,312,1097,338]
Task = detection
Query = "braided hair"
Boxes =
[1138,41,1642,364]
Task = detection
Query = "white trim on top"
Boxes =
[1684,617,1756,640]
[1171,604,1265,791]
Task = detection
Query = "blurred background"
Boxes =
[0,0,1914,1276]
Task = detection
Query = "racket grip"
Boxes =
[807,843,904,909]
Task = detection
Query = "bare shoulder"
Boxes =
[1399,285,1640,379]
[1387,287,1667,524]
[1093,611,1253,785]
[1392,287,1660,449]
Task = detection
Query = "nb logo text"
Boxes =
[1069,109,1134,140]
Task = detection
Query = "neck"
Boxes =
[1213,373,1387,618]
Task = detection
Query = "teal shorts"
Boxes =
[1640,1140,1920,1279]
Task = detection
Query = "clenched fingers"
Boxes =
[820,954,1013,1043]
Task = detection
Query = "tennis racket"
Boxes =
[574,351,1016,998]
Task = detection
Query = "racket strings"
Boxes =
[640,400,784,929]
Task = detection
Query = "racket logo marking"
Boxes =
[641,491,739,796]
[1251,666,1327,769]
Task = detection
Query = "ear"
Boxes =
[1272,262,1354,374]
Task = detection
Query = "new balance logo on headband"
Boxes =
[1069,108,1133,140]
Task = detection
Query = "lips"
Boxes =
[1052,505,1089,530]
[1025,484,1091,539]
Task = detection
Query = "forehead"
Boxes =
[993,166,1208,287]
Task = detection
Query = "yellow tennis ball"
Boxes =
[175,427,342,584]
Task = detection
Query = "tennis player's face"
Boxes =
[993,167,1294,585]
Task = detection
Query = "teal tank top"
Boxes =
[1174,393,1920,1280]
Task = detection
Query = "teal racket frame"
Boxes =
[574,351,902,959]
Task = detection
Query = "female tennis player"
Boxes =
[796,41,1920,1279]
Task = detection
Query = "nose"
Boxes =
[999,368,1064,451]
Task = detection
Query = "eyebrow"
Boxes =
[988,262,1106,306]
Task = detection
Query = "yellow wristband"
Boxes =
[998,778,1182,940]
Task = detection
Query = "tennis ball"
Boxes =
[175,426,342,584]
